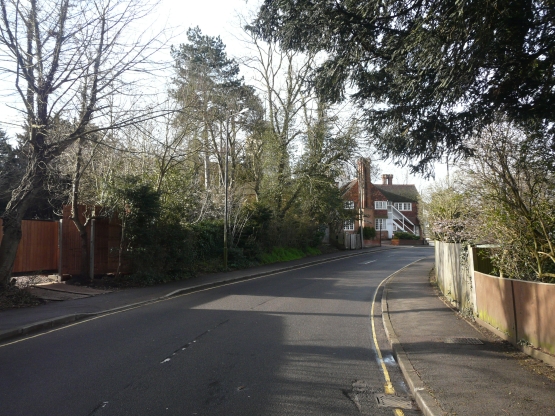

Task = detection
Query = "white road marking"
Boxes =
[360,260,376,264]
[0,248,400,348]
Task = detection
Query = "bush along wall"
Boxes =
[119,189,325,285]
[363,226,376,240]
[392,231,420,240]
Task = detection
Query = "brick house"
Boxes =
[341,158,421,240]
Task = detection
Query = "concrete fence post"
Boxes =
[468,247,478,316]
[510,280,518,344]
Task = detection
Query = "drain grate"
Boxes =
[375,394,414,409]
[444,337,483,344]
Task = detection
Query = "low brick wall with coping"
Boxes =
[391,238,425,246]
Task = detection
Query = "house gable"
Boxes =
[339,159,422,238]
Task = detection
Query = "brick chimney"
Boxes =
[357,158,371,208]
[382,174,393,185]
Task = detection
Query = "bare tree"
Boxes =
[462,122,555,281]
[241,30,316,217]
[0,0,169,288]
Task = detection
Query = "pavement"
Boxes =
[2,248,555,415]
[382,257,555,416]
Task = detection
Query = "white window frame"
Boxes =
[343,219,355,230]
[394,202,412,211]
[375,218,386,230]
[374,201,387,209]
[344,200,355,210]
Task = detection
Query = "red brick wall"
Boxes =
[342,178,421,235]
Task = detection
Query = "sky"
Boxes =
[0,0,446,192]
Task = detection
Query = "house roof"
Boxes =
[340,179,357,194]
[374,184,419,202]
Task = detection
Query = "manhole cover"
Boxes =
[375,394,414,409]
[444,337,483,344]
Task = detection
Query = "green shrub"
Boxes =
[392,231,420,240]
[363,226,376,240]
[113,182,327,283]
[304,246,321,255]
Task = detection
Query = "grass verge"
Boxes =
[260,246,321,264]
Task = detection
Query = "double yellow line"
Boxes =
[370,257,427,416]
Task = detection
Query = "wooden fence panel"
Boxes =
[0,219,58,273]
[61,206,89,276]
[94,218,109,274]
[475,271,555,355]
[93,217,130,274]
[0,206,129,277]
[61,205,131,276]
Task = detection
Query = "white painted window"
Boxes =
[344,200,355,209]
[375,218,386,230]
[344,219,355,230]
[374,201,387,209]
[394,202,412,211]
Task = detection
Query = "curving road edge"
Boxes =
[381,269,444,416]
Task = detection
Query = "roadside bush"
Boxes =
[363,226,376,240]
[113,180,328,284]
[392,231,420,240]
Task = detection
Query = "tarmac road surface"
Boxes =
[0,247,431,416]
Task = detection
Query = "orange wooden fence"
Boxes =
[0,206,130,276]
[0,219,59,273]
[60,205,130,276]
[475,271,555,355]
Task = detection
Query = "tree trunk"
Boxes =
[0,155,46,289]
[203,126,211,189]
[116,213,126,279]
[0,217,23,289]
[69,139,91,282]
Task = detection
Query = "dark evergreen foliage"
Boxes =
[0,131,22,215]
[251,0,555,175]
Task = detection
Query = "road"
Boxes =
[0,247,432,415]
